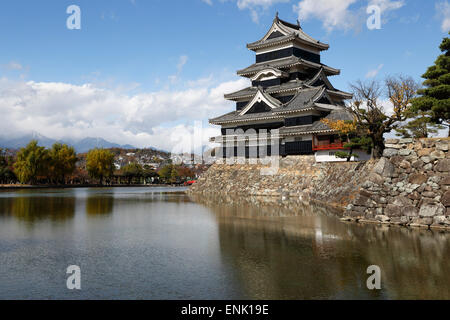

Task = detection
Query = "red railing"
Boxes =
[313,142,348,151]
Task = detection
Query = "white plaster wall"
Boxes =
[315,149,371,162]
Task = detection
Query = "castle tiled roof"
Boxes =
[280,109,354,136]
[224,68,352,101]
[209,110,283,125]
[210,15,352,135]
[224,79,306,100]
[210,86,351,125]
[273,86,324,114]
[236,56,340,77]
[247,16,329,51]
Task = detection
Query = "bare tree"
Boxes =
[347,75,419,158]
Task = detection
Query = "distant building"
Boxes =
[210,14,367,162]
[144,163,161,170]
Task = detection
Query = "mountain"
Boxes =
[0,133,138,153]
[69,137,136,153]
[0,132,61,150]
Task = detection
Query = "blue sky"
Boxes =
[0,0,449,151]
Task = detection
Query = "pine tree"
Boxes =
[395,111,443,138]
[412,33,450,136]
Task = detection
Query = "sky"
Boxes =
[0,0,449,153]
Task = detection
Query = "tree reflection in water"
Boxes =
[86,195,114,216]
[0,191,75,222]
[191,194,450,300]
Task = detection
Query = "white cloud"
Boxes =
[293,0,404,32]
[294,0,359,32]
[236,0,288,9]
[365,63,384,78]
[436,1,450,32]
[0,76,248,152]
[204,0,288,23]
[177,55,188,73]
[169,55,189,84]
[4,61,23,71]
[238,0,290,23]
[368,0,403,13]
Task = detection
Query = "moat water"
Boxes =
[0,187,449,299]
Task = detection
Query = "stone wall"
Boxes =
[189,155,377,210]
[346,138,450,230]
[189,138,450,230]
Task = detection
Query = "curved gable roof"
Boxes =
[273,86,325,114]
[307,68,335,90]
[239,89,282,116]
[247,14,329,51]
[236,56,340,77]
[250,67,288,81]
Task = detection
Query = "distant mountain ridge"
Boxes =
[0,132,139,153]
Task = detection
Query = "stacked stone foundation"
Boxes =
[189,138,450,231]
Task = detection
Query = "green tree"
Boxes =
[158,164,181,183]
[412,33,450,136]
[122,163,143,184]
[395,111,443,138]
[14,140,50,184]
[48,143,77,184]
[335,136,373,162]
[170,165,180,183]
[158,164,173,183]
[320,119,373,161]
[86,149,115,185]
[142,165,158,184]
[0,148,16,184]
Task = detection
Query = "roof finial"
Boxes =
[275,11,279,22]
[297,19,301,29]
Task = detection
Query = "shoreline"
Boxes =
[0,184,185,190]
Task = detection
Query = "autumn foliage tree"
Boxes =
[158,164,195,184]
[86,149,115,185]
[48,143,77,184]
[14,140,50,184]
[320,119,372,161]
[346,76,419,158]
[122,163,143,184]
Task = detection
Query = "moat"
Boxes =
[0,187,449,299]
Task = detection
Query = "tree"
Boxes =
[411,33,450,136]
[142,165,158,183]
[158,164,183,183]
[14,140,50,184]
[158,164,174,183]
[320,119,373,161]
[48,143,77,184]
[395,111,443,138]
[0,148,16,184]
[177,166,195,181]
[347,76,419,158]
[86,149,115,185]
[122,163,143,184]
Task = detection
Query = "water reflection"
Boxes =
[86,195,114,216]
[0,188,448,299]
[192,194,450,300]
[0,191,75,222]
